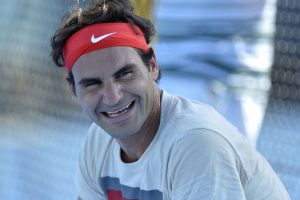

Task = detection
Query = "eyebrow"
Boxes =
[77,63,137,85]
[78,77,101,86]
[113,63,136,77]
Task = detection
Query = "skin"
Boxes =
[71,46,161,163]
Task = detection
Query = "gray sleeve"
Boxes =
[167,129,247,200]
[76,126,106,200]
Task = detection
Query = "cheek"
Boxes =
[77,93,99,112]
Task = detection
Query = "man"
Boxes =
[50,0,290,199]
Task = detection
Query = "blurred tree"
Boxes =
[131,0,155,20]
[88,0,155,20]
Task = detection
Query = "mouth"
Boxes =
[102,100,135,118]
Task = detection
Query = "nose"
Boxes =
[101,81,123,106]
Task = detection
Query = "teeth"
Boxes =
[105,101,133,118]
[107,103,131,115]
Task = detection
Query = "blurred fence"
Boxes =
[0,1,90,199]
[0,0,299,199]
[257,0,300,199]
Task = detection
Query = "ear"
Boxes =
[149,49,159,80]
[65,75,77,97]
[67,82,77,98]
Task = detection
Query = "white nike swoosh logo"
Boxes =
[91,32,117,43]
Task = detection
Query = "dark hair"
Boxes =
[50,0,160,88]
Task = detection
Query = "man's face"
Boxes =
[71,47,160,139]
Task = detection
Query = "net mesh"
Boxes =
[256,0,300,198]
[0,1,90,199]
[0,0,299,199]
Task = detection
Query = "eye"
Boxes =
[83,80,102,88]
[115,70,133,80]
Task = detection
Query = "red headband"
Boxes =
[63,23,149,72]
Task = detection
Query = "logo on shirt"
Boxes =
[100,176,163,200]
[91,32,117,43]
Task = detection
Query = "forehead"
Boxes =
[71,46,143,78]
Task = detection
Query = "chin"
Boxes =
[108,124,143,139]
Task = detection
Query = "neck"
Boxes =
[116,89,162,163]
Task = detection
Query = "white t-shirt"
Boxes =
[77,91,290,200]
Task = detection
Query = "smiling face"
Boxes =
[71,47,160,139]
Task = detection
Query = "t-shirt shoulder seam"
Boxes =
[169,123,249,181]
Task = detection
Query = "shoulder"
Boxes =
[166,128,290,199]
[83,123,113,152]
[165,129,249,198]
[162,92,254,174]
[80,123,114,170]
[85,123,112,143]
[77,123,110,199]
[169,128,239,162]
[163,92,240,139]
